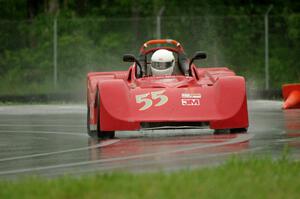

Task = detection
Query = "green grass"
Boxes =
[0,157,300,199]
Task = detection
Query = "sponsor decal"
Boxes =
[181,93,202,99]
[181,99,200,106]
[181,93,201,106]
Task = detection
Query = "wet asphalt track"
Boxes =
[0,100,299,179]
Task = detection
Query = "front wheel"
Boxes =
[230,128,247,134]
[87,105,97,138]
[214,128,247,134]
[96,91,115,139]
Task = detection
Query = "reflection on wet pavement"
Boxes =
[0,100,299,179]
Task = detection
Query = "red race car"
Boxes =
[87,39,248,138]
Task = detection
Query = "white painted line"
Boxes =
[0,105,85,115]
[49,146,264,176]
[0,124,84,127]
[277,137,300,142]
[0,134,254,176]
[0,139,120,162]
[0,130,86,136]
[0,118,82,122]
[101,146,264,171]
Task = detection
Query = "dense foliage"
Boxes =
[0,1,299,95]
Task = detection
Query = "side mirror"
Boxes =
[189,51,207,67]
[123,54,143,77]
[123,54,142,67]
[123,54,137,63]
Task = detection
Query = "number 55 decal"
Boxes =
[135,90,168,111]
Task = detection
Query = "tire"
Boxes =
[214,128,247,135]
[230,128,247,134]
[213,129,229,134]
[96,91,115,139]
[87,104,100,138]
[87,105,94,137]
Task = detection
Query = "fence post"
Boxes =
[156,7,165,39]
[53,17,58,88]
[265,5,273,90]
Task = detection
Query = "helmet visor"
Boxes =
[151,60,174,70]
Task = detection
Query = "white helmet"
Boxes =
[151,49,175,76]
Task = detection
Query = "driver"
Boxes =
[151,49,175,76]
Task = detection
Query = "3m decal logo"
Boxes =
[135,90,168,111]
[181,93,201,106]
[181,99,200,106]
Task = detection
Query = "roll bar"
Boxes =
[139,39,184,53]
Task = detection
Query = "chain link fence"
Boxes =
[0,15,299,96]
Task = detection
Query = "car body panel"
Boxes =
[87,39,249,132]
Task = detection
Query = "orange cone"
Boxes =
[282,84,300,109]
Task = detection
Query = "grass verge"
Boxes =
[0,156,299,199]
